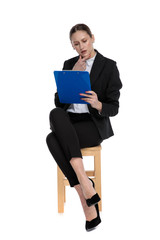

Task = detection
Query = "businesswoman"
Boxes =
[46,23,122,231]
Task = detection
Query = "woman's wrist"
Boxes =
[96,101,102,113]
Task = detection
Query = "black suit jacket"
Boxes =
[54,50,122,140]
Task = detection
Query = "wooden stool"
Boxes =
[57,145,102,213]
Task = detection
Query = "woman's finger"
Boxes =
[80,98,95,103]
[85,91,96,95]
[79,93,92,97]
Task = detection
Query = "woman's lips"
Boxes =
[81,50,87,54]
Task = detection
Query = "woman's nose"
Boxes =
[80,43,84,50]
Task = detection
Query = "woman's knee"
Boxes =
[49,107,66,122]
[46,132,52,146]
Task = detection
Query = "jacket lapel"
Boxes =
[90,50,106,86]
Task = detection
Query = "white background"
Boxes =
[0,0,160,239]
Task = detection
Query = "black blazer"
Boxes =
[54,50,122,140]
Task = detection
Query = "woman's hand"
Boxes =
[72,55,87,71]
[80,91,102,113]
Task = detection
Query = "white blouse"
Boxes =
[67,54,96,114]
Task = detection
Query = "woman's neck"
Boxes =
[89,49,96,59]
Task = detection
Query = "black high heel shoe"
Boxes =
[85,203,101,231]
[86,178,101,207]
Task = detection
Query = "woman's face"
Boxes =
[71,30,95,59]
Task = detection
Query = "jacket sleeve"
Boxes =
[100,62,122,117]
[89,62,122,118]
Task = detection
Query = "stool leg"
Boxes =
[94,151,102,211]
[64,185,66,202]
[57,166,64,213]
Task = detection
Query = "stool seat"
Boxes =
[57,145,102,213]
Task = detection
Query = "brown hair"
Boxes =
[69,23,92,40]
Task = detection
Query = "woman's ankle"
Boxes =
[80,177,96,199]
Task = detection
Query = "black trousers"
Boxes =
[46,108,103,187]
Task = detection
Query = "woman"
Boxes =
[46,23,122,231]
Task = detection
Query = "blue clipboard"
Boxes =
[54,71,91,104]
